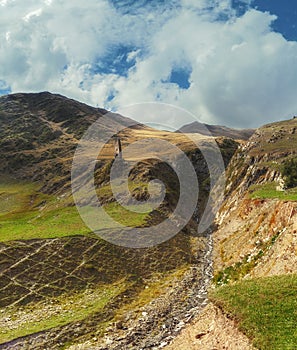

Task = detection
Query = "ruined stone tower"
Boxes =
[114,136,122,159]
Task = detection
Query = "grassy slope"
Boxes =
[248,182,297,201]
[210,274,297,350]
[0,177,89,241]
[0,268,191,344]
[0,282,124,344]
[0,176,152,242]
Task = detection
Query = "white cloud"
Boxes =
[23,8,42,22]
[0,0,297,129]
[0,0,11,6]
[126,49,141,63]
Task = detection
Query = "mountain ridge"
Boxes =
[178,120,255,140]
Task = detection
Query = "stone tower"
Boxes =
[114,136,122,159]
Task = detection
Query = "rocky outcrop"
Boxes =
[162,118,297,350]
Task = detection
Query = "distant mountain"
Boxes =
[178,121,255,140]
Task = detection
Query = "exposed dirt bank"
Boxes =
[165,303,256,350]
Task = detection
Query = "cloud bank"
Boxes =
[1,0,297,128]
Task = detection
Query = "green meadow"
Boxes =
[0,176,151,242]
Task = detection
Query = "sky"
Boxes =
[0,0,297,129]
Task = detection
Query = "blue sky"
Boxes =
[1,0,297,128]
[252,0,297,41]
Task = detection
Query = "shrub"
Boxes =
[281,157,297,188]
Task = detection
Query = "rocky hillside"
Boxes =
[212,117,297,282]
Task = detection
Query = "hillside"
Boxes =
[0,92,238,349]
[209,119,297,348]
[178,121,255,140]
[0,92,138,193]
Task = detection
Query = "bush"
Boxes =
[281,157,297,188]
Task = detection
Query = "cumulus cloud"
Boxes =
[0,0,297,128]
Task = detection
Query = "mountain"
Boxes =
[178,121,255,140]
[0,92,239,349]
[0,92,238,193]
